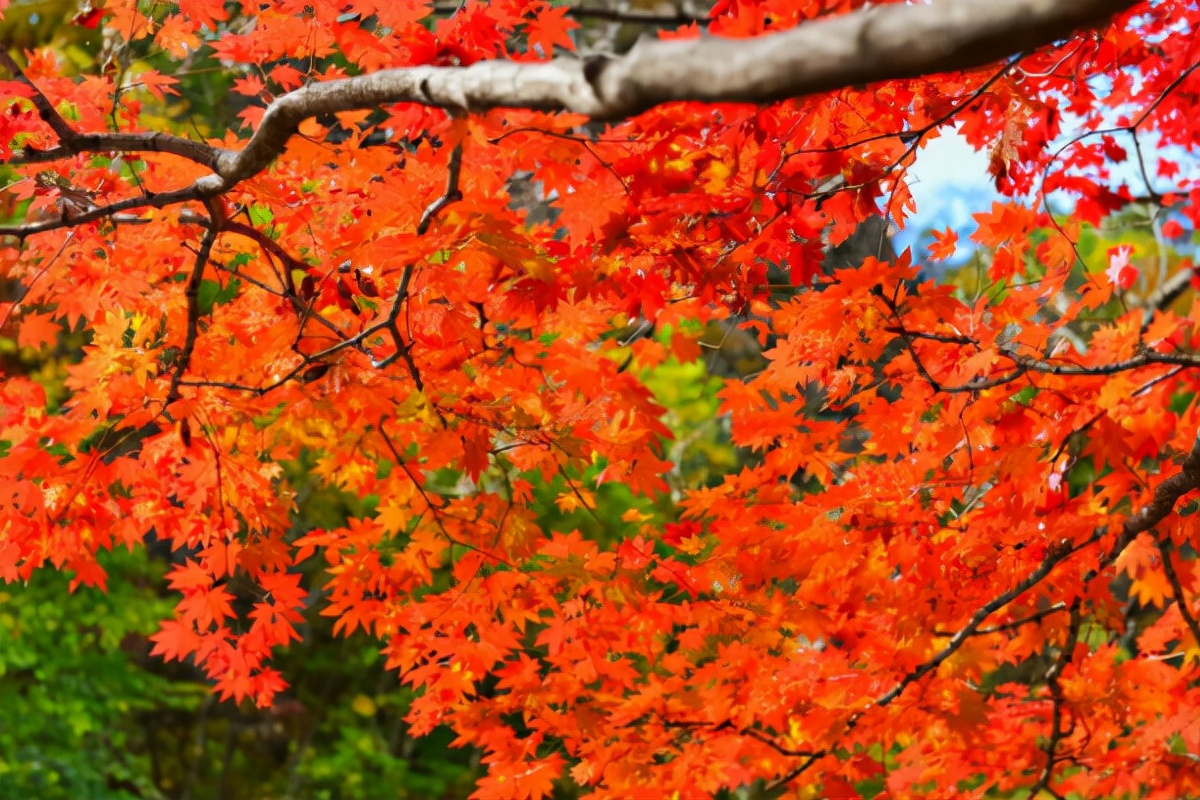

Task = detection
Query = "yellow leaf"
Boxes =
[395,390,428,422]
[351,694,376,716]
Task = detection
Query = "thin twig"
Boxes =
[931,602,1068,637]
[165,206,220,408]
[1156,537,1200,654]
[431,2,706,26]
[0,187,202,239]
[417,132,465,235]
[772,432,1200,791]
[1028,601,1081,799]
[0,49,220,169]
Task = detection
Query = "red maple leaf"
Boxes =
[525,5,578,57]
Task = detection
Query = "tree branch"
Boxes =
[0,186,203,239]
[0,0,1137,225]
[10,131,221,170]
[194,0,1136,196]
[768,431,1200,792]
[1029,602,1082,799]
[932,602,1068,637]
[432,2,707,26]
[166,209,220,408]
[1143,264,1196,323]
[0,49,76,143]
[918,432,1200,703]
[0,50,221,170]
[1155,538,1200,662]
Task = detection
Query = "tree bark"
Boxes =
[199,0,1137,193]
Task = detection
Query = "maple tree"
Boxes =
[4,0,1200,797]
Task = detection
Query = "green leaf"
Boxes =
[248,204,274,226]
[197,278,241,316]
[1012,386,1039,406]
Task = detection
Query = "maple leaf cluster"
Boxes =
[4,0,1200,798]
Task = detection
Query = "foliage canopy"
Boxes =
[4,1,1200,798]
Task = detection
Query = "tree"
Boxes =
[2,0,1200,797]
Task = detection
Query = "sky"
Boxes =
[895,133,997,263]
[899,121,1200,269]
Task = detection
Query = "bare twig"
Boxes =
[1047,366,1186,465]
[0,186,202,239]
[377,416,514,567]
[1036,60,1200,268]
[1000,348,1200,376]
[659,717,819,759]
[221,218,302,296]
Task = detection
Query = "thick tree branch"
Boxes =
[0,0,1140,224]
[194,0,1136,196]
